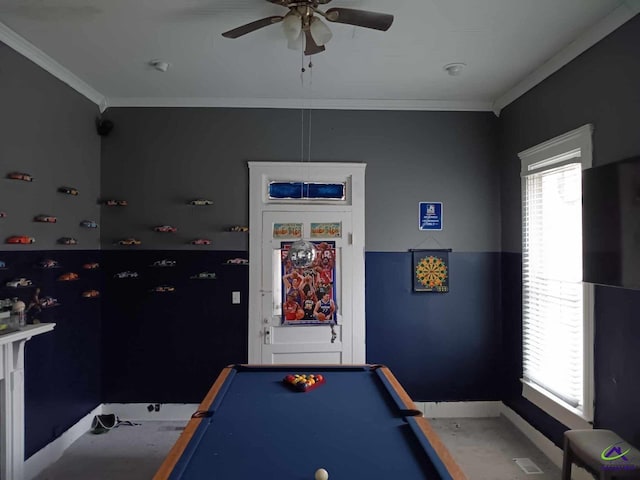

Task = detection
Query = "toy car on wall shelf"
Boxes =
[228,226,249,232]
[116,238,141,246]
[103,199,128,206]
[154,225,177,233]
[6,278,33,288]
[225,258,249,265]
[189,199,213,206]
[114,271,138,279]
[151,259,176,267]
[151,285,175,293]
[83,262,100,270]
[6,236,35,244]
[34,215,57,223]
[39,296,60,308]
[58,186,79,195]
[58,272,79,281]
[39,259,60,269]
[6,172,33,182]
[80,220,99,228]
[0,299,16,310]
[58,237,78,245]
[190,272,217,280]
[82,290,100,298]
[190,238,212,245]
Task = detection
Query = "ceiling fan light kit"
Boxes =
[222,0,393,56]
[309,17,332,46]
[283,10,302,39]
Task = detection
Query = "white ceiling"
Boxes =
[0,0,638,113]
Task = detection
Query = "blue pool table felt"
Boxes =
[157,365,465,480]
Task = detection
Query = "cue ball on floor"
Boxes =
[315,468,329,480]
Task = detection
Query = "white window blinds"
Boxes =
[522,161,584,408]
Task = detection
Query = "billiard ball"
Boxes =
[315,468,328,480]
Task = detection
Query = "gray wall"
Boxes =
[100,108,499,252]
[499,14,640,252]
[0,43,101,248]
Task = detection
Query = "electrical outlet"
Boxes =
[232,291,240,304]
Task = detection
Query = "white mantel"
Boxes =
[0,323,55,480]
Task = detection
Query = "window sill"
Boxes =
[521,380,592,430]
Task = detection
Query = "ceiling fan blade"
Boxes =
[222,16,284,38]
[304,30,326,55]
[325,8,393,31]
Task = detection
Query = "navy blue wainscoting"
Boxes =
[594,286,640,446]
[101,250,248,403]
[365,251,502,402]
[0,250,102,458]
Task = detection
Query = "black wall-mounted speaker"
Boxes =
[96,118,114,136]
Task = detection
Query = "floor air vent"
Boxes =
[513,457,543,474]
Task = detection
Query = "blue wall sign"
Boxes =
[419,202,443,230]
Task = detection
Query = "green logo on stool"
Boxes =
[601,442,631,461]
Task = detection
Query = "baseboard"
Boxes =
[103,403,199,421]
[24,404,103,480]
[500,405,593,480]
[416,401,503,418]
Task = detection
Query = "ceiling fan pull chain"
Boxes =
[300,48,306,166]
[307,61,313,164]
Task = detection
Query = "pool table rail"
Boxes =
[410,416,468,480]
[376,365,423,416]
[152,366,234,480]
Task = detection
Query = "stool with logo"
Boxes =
[562,429,640,480]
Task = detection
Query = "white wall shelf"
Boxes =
[1,323,55,480]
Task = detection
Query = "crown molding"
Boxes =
[492,2,640,114]
[0,21,106,108]
[104,96,493,112]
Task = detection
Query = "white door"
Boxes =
[248,162,366,365]
[261,211,353,364]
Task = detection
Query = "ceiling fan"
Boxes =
[221,0,394,56]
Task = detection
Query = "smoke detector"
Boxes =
[443,63,466,76]
[149,59,170,72]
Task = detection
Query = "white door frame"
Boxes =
[248,162,366,364]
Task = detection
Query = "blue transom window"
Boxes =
[269,182,345,200]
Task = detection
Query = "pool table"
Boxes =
[153,364,466,480]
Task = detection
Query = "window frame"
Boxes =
[518,124,594,430]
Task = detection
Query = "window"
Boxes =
[269,182,346,200]
[518,124,594,430]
